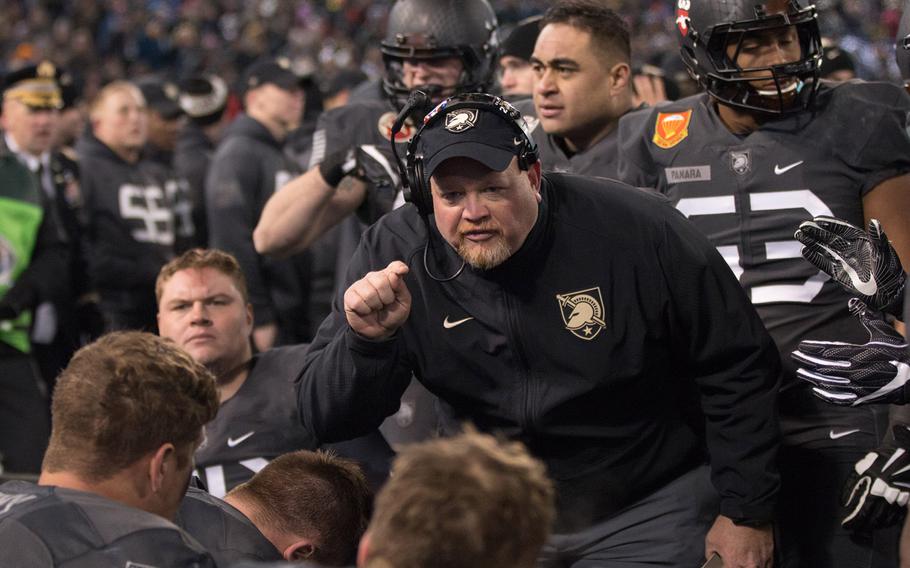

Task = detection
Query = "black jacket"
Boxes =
[207,115,311,343]
[298,173,782,531]
[174,122,213,247]
[76,132,175,329]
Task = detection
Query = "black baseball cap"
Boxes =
[135,77,183,120]
[242,57,304,92]
[500,15,542,61]
[416,95,532,178]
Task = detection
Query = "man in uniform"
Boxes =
[299,94,782,566]
[1,62,93,386]
[0,128,67,474]
[177,450,372,566]
[207,57,309,350]
[155,248,393,496]
[616,1,910,565]
[514,0,637,177]
[0,331,218,566]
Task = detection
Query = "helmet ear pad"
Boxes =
[402,93,539,217]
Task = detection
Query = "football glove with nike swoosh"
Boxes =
[841,424,910,531]
[795,217,905,314]
[791,298,910,405]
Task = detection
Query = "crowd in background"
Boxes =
[0,0,906,105]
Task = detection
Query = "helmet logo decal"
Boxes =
[445,109,478,133]
[676,0,690,36]
[730,150,752,175]
[652,110,693,149]
[378,112,416,142]
[557,287,606,341]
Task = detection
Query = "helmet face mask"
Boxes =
[380,0,499,115]
[679,0,822,114]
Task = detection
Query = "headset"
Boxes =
[389,92,539,217]
[388,92,538,281]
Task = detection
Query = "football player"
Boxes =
[0,332,218,567]
[176,450,371,566]
[155,248,393,498]
[253,0,500,258]
[514,0,638,178]
[616,0,910,565]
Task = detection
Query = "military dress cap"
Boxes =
[241,56,305,92]
[135,77,184,120]
[1,60,63,110]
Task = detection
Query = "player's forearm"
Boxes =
[253,167,336,258]
[304,176,368,247]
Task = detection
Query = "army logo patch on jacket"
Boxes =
[556,287,606,340]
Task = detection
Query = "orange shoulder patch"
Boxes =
[652,110,693,149]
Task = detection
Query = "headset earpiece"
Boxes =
[407,154,431,216]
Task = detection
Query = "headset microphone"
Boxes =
[390,90,427,193]
[388,89,465,282]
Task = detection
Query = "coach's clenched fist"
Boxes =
[344,261,412,340]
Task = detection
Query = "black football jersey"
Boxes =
[616,81,910,383]
[513,98,623,179]
[194,345,394,496]
[175,486,281,566]
[0,480,214,567]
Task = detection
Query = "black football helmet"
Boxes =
[896,0,910,86]
[380,0,499,114]
[677,0,822,114]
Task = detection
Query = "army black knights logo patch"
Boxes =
[730,150,751,176]
[556,287,606,340]
[445,109,478,133]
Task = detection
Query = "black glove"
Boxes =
[791,298,910,405]
[841,424,910,531]
[795,216,905,314]
[352,144,400,191]
[318,145,400,190]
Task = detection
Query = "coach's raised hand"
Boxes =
[344,261,412,340]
